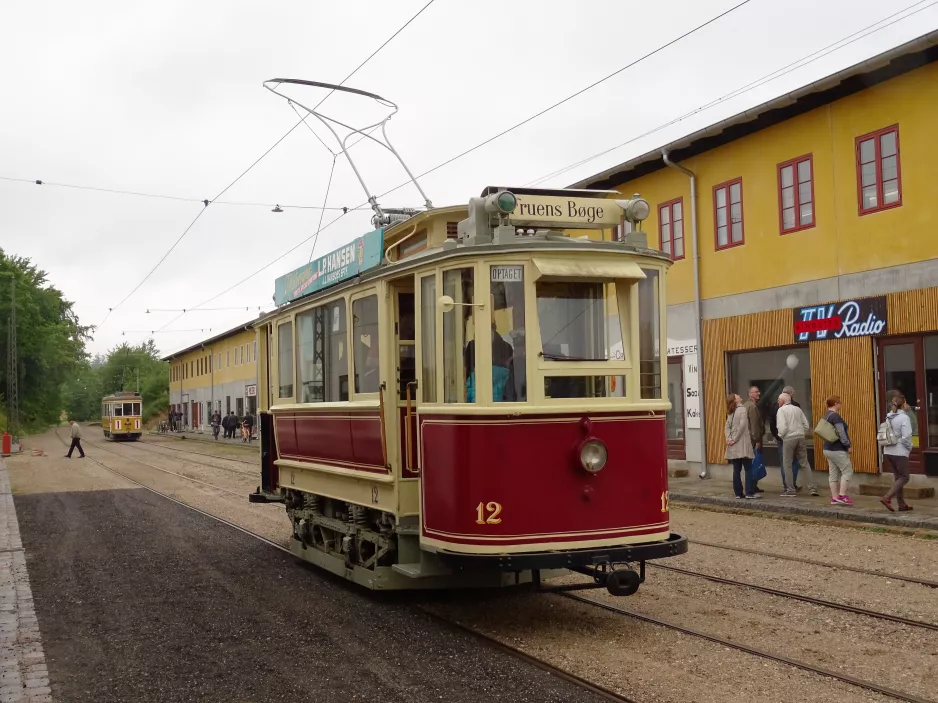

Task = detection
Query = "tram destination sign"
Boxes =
[793,296,888,343]
[274,228,384,306]
[509,194,621,228]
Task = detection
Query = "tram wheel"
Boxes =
[606,568,641,597]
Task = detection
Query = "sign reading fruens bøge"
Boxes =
[509,195,621,227]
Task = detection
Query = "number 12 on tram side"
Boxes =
[249,186,687,596]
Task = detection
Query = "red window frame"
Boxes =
[777,154,815,234]
[855,125,902,215]
[657,197,685,261]
[712,177,744,251]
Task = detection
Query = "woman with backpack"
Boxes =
[880,391,914,512]
[725,393,757,499]
[820,396,854,506]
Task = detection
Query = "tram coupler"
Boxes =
[534,561,646,596]
[248,487,285,504]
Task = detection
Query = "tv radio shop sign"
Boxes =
[793,296,887,343]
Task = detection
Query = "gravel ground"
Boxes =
[10,434,611,703]
[26,429,936,703]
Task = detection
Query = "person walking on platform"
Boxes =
[725,393,757,499]
[242,411,254,442]
[211,410,221,441]
[821,396,854,505]
[881,392,914,512]
[65,420,85,459]
[776,392,818,497]
[228,411,239,440]
[743,386,765,493]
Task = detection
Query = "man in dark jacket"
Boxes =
[743,386,765,493]
[221,412,230,438]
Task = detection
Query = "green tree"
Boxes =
[0,250,92,431]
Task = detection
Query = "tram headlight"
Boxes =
[578,438,608,473]
[484,190,517,216]
[616,194,650,223]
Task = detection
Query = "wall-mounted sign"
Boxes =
[793,296,887,343]
[245,384,257,397]
[683,354,700,429]
[274,228,384,306]
[667,338,698,357]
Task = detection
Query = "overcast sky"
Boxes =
[2,0,936,358]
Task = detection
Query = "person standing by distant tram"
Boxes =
[725,393,757,499]
[64,419,85,459]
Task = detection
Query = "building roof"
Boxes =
[572,30,938,191]
[160,315,266,361]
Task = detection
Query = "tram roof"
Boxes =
[572,29,938,190]
[102,392,141,401]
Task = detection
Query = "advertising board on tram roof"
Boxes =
[274,228,384,306]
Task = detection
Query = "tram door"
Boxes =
[392,280,420,477]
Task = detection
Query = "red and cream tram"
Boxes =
[250,186,687,596]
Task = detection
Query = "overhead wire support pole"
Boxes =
[6,280,19,443]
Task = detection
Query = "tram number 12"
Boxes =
[475,502,503,525]
[660,491,670,513]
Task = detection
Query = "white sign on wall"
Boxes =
[683,353,700,429]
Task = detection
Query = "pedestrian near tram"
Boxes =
[64,420,85,459]
[743,386,765,493]
[776,392,819,497]
[821,395,854,505]
[881,392,914,512]
[725,393,757,499]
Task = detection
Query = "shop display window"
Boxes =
[728,347,811,444]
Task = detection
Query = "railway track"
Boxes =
[688,538,938,589]
[54,429,638,703]
[124,438,257,477]
[646,562,938,631]
[136,436,256,466]
[57,430,937,703]
[84,436,245,498]
[560,592,936,703]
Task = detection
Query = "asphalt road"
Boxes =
[16,485,606,703]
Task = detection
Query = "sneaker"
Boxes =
[734,495,746,499]
[879,497,894,512]
[830,498,843,505]
[839,495,854,506]
[745,494,761,500]
[899,504,914,512]
[809,487,820,497]
[781,489,797,497]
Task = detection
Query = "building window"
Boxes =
[857,125,901,214]
[226,349,230,367]
[658,198,684,260]
[779,155,814,233]
[728,347,812,446]
[713,178,744,249]
[253,341,257,363]
[241,344,246,365]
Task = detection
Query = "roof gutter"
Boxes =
[662,151,708,479]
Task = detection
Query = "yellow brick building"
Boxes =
[162,321,260,430]
[575,31,938,482]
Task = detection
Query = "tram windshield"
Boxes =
[536,281,623,362]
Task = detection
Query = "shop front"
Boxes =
[703,286,938,481]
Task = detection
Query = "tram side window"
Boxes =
[297,301,349,403]
[443,268,475,403]
[490,265,526,402]
[638,269,662,399]
[420,275,437,402]
[353,295,381,395]
[278,321,294,398]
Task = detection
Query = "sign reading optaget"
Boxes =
[274,228,384,306]
[793,296,888,343]
[509,195,621,228]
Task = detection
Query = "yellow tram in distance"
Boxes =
[101,392,143,441]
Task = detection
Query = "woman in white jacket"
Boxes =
[881,392,914,512]
[725,393,757,499]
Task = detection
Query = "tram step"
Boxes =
[392,562,453,579]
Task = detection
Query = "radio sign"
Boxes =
[793,296,887,342]
[508,195,621,228]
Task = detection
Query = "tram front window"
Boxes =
[536,281,623,362]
